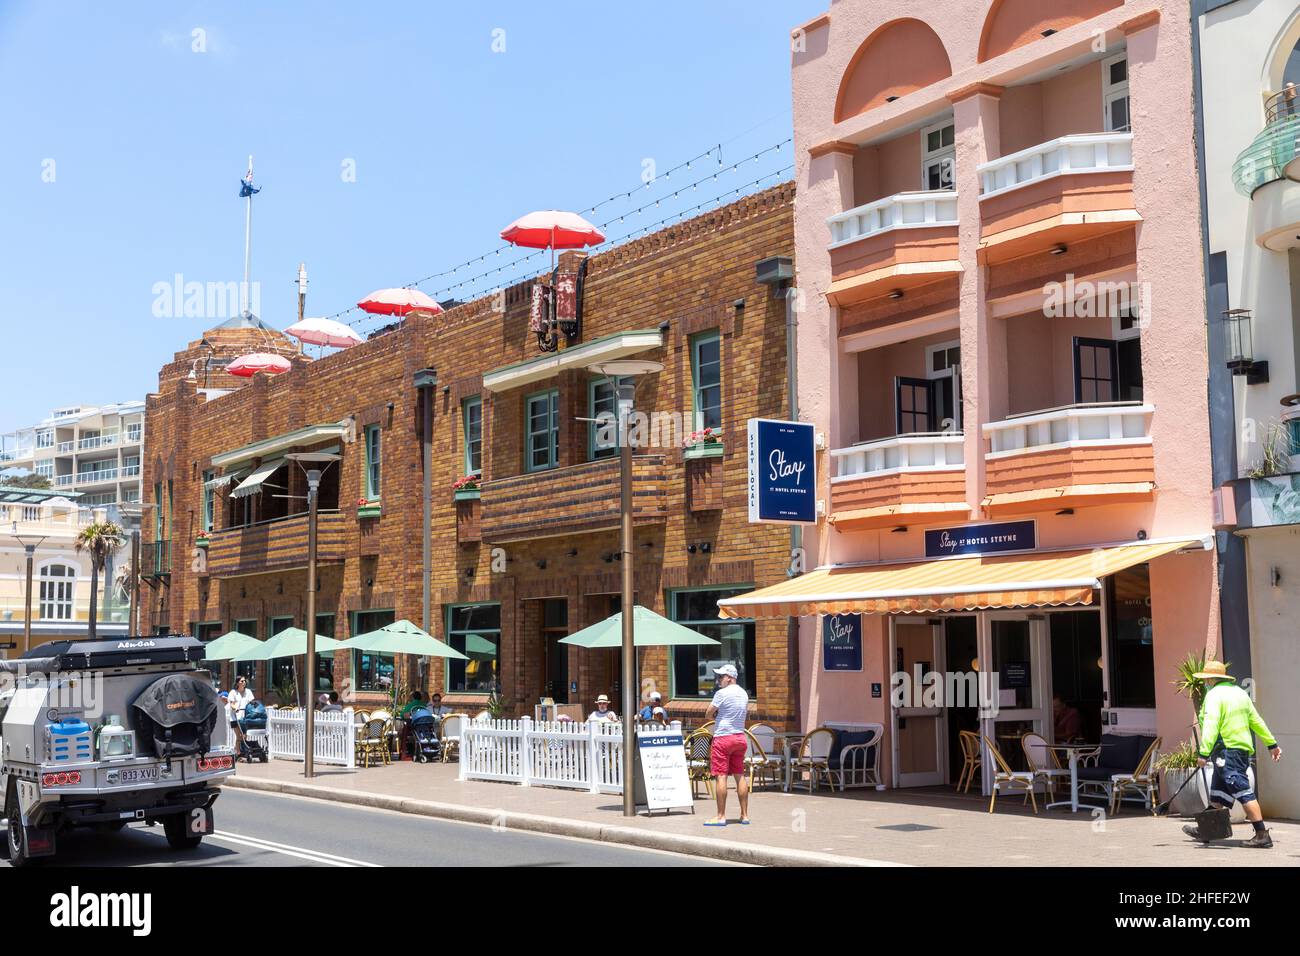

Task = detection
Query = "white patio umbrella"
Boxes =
[284,317,364,349]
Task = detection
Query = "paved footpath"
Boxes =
[225,759,1299,867]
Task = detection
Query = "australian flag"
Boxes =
[239,164,260,198]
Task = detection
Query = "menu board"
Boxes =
[634,728,693,812]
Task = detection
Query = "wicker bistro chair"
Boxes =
[356,718,389,768]
[741,729,772,788]
[1108,737,1163,815]
[439,714,467,763]
[984,734,1054,814]
[684,730,715,798]
[790,727,838,792]
[1022,732,1071,798]
[748,723,786,788]
[956,730,983,793]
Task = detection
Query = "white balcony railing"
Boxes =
[977,132,1134,200]
[55,474,74,486]
[983,402,1153,458]
[124,427,143,444]
[56,441,74,454]
[75,468,119,484]
[827,190,960,249]
[831,432,966,480]
[77,433,118,450]
[121,464,141,477]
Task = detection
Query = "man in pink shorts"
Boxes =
[704,663,750,826]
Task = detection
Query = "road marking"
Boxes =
[208,830,381,867]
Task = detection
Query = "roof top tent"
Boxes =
[7,635,209,673]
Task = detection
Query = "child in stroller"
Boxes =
[237,699,269,762]
[405,706,441,763]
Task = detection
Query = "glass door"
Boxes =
[978,613,1049,790]
[890,618,946,787]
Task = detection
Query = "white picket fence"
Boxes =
[265,707,357,768]
[460,718,679,793]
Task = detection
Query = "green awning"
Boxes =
[559,605,720,648]
[230,458,286,499]
[204,469,248,491]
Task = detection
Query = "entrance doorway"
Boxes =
[541,598,569,704]
[890,619,946,787]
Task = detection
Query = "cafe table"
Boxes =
[769,730,807,792]
[1044,741,1104,813]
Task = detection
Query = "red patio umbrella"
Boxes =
[284,317,364,349]
[227,352,292,377]
[499,210,606,251]
[357,288,444,317]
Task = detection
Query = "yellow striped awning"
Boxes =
[717,537,1210,619]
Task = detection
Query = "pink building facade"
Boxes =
[727,1,1218,794]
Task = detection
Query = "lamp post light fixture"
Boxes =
[1223,309,1269,384]
[9,522,47,656]
[285,451,341,779]
[586,358,663,818]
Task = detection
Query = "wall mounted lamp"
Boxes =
[1223,309,1270,384]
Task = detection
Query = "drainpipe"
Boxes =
[756,256,801,730]
[414,368,438,690]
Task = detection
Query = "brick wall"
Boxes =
[144,183,799,726]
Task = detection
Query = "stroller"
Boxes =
[237,699,269,763]
[405,707,441,763]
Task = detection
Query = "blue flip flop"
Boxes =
[738,819,751,825]
[703,819,728,827]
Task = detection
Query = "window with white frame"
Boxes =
[35,462,53,478]
[922,120,956,191]
[1102,53,1130,132]
[691,332,722,431]
[462,396,482,476]
[525,389,560,472]
[589,375,630,460]
[39,563,76,620]
[36,431,53,449]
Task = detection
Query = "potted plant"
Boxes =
[683,427,723,460]
[1155,740,1205,817]
[452,474,481,500]
[356,495,381,519]
[195,530,211,549]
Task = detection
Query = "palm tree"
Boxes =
[75,520,125,640]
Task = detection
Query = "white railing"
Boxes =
[831,432,965,480]
[124,427,143,444]
[75,467,118,484]
[266,707,357,768]
[77,434,118,450]
[977,132,1134,199]
[460,718,671,793]
[121,464,141,477]
[827,189,959,248]
[56,441,74,454]
[983,402,1153,457]
[55,474,74,487]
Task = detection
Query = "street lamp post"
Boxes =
[10,524,46,656]
[588,359,663,818]
[286,452,341,779]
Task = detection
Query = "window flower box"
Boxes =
[453,475,481,500]
[683,429,723,460]
[194,534,210,550]
[356,497,382,519]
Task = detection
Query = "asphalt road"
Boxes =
[2,787,731,867]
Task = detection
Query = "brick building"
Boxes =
[142,183,798,726]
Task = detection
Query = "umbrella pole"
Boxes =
[620,396,637,817]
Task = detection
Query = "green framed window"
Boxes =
[351,608,395,693]
[364,424,382,499]
[445,603,500,694]
[462,396,483,475]
[234,619,258,684]
[668,587,756,699]
[525,389,560,472]
[194,621,223,642]
[691,331,722,431]
[201,470,215,532]
[588,375,629,460]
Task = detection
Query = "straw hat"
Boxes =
[1192,660,1235,681]
[595,694,611,704]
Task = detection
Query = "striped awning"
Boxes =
[203,469,248,491]
[717,537,1210,619]
[230,458,286,499]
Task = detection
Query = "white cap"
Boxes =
[713,664,738,679]
[649,691,662,701]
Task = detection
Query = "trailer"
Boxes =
[0,635,234,866]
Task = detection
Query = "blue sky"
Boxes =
[0,0,821,433]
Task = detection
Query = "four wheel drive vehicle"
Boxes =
[0,635,235,866]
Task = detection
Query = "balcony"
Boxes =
[55,474,75,487]
[977,133,1137,263]
[77,433,118,450]
[75,468,118,485]
[828,433,968,531]
[825,191,961,306]
[982,402,1155,517]
[1233,89,1300,198]
[142,541,171,579]
[205,511,348,578]
[56,441,74,454]
[480,455,669,543]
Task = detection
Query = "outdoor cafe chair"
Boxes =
[741,729,773,788]
[956,730,982,793]
[1022,732,1070,798]
[684,729,714,798]
[1108,737,1162,816]
[439,714,467,763]
[748,723,786,787]
[790,727,838,792]
[357,718,389,769]
[984,735,1052,814]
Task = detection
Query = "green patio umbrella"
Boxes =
[200,630,261,662]
[341,619,468,712]
[229,627,345,661]
[559,605,720,648]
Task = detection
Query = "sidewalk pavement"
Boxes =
[224,759,1298,867]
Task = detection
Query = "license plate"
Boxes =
[118,767,159,784]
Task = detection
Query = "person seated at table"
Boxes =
[639,691,667,722]
[317,693,343,713]
[1053,695,1083,742]
[588,694,618,722]
[427,692,451,719]
[400,690,429,719]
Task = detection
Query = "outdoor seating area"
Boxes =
[681,720,883,795]
[980,731,1163,816]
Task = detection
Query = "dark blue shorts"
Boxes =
[1208,748,1255,807]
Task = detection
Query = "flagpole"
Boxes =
[243,154,253,315]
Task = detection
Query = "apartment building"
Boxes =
[0,401,146,509]
[724,1,1218,794]
[0,485,128,652]
[142,185,799,725]
[1199,0,1300,816]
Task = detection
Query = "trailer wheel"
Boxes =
[163,813,203,850]
[5,793,42,867]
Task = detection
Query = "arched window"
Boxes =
[1284,36,1300,89]
[39,563,76,621]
